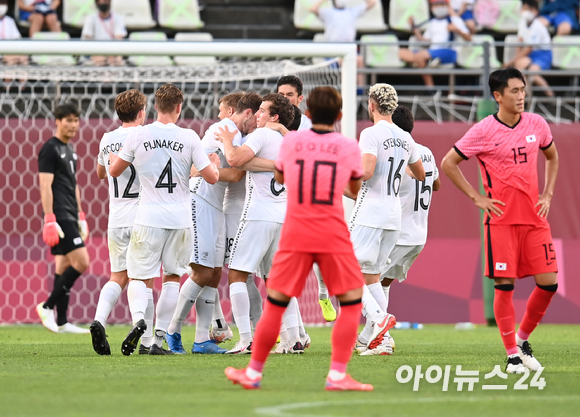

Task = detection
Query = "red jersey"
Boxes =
[275,129,363,253]
[454,113,553,226]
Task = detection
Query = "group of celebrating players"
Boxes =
[36,68,560,391]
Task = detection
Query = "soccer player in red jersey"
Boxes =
[442,68,559,373]
[224,87,372,391]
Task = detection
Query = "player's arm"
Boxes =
[238,157,276,172]
[348,178,362,196]
[39,173,55,215]
[409,159,426,181]
[266,122,289,137]
[361,153,377,181]
[97,163,107,180]
[199,153,220,185]
[441,148,505,218]
[433,177,441,191]
[274,169,284,185]
[108,152,131,178]
[536,142,559,218]
[218,168,245,183]
[216,126,256,167]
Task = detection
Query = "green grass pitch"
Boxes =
[1,324,579,417]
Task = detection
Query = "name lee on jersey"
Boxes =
[143,139,184,153]
[383,137,410,152]
[294,141,338,155]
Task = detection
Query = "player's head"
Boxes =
[54,103,80,141]
[489,68,526,114]
[332,0,348,9]
[392,105,414,133]
[218,92,244,120]
[257,93,295,129]
[429,0,450,18]
[115,89,147,125]
[305,86,342,126]
[95,0,111,14]
[155,84,183,118]
[234,92,262,135]
[288,105,302,131]
[367,83,398,122]
[276,75,304,106]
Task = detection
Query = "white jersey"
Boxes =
[97,126,140,228]
[398,144,438,245]
[119,121,211,229]
[299,114,312,130]
[518,18,551,52]
[81,13,127,40]
[350,120,420,230]
[190,118,242,210]
[223,135,248,215]
[240,128,287,223]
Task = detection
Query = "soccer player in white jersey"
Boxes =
[165,92,263,354]
[276,75,312,131]
[358,105,441,355]
[216,93,295,354]
[349,84,425,352]
[90,90,155,355]
[109,84,220,356]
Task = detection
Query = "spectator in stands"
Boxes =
[81,0,127,66]
[309,0,377,91]
[398,0,472,92]
[0,0,29,65]
[18,0,61,38]
[504,0,553,96]
[538,0,579,36]
[450,0,476,33]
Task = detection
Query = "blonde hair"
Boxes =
[368,83,398,115]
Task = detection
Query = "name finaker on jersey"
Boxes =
[143,139,184,153]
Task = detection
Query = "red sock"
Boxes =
[330,301,362,371]
[248,298,286,373]
[518,286,556,339]
[494,286,517,356]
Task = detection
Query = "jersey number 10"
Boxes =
[295,159,337,205]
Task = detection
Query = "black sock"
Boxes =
[50,274,69,326]
[44,266,82,310]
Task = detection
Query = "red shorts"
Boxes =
[484,224,558,279]
[266,250,364,298]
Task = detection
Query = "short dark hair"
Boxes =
[115,89,147,123]
[155,84,183,114]
[54,104,80,120]
[522,0,539,10]
[276,75,303,97]
[306,87,342,125]
[288,105,302,131]
[392,105,414,133]
[489,68,526,96]
[235,92,262,115]
[262,93,295,129]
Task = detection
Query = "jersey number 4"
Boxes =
[155,158,177,194]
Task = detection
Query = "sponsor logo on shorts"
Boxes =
[495,262,507,271]
[526,135,536,143]
[73,237,83,245]
[201,251,208,260]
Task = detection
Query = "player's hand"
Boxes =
[536,193,552,218]
[215,126,238,143]
[42,213,64,247]
[208,153,221,168]
[108,150,120,166]
[473,194,505,218]
[266,122,284,132]
[190,164,201,178]
[78,212,89,241]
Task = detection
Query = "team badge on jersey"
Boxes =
[495,262,507,271]
[525,135,536,143]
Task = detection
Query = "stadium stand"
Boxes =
[30,31,76,65]
[360,34,404,68]
[158,0,204,31]
[503,34,520,67]
[552,36,580,69]
[127,31,173,66]
[388,0,429,32]
[173,32,216,66]
[456,34,501,69]
[293,0,387,32]
[490,0,521,33]
[112,0,155,30]
[64,0,97,28]
[14,0,29,27]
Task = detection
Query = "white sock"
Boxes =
[141,288,154,347]
[328,370,346,381]
[94,281,122,327]
[359,320,372,345]
[382,284,390,311]
[246,274,263,330]
[230,282,252,344]
[314,264,329,300]
[283,297,300,343]
[246,367,262,379]
[368,282,388,312]
[154,281,180,340]
[516,334,526,346]
[212,289,227,330]
[279,324,289,343]
[295,298,307,338]
[167,278,203,335]
[195,287,217,343]
[127,280,147,324]
[362,285,386,323]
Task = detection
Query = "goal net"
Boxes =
[0,55,344,326]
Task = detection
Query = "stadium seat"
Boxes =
[128,32,174,66]
[293,0,387,33]
[31,32,77,66]
[457,35,501,69]
[64,0,97,28]
[389,0,429,33]
[552,36,580,69]
[158,0,204,30]
[173,32,216,66]
[112,0,156,29]
[360,35,404,67]
[490,0,520,33]
[14,1,30,27]
[503,34,519,65]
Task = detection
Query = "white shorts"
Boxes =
[380,244,425,282]
[126,224,193,279]
[229,220,282,278]
[350,224,400,275]
[107,226,133,272]
[224,213,242,265]
[191,195,226,268]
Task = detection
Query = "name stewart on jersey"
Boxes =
[383,137,411,152]
[143,139,184,153]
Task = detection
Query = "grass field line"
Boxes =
[255,395,580,417]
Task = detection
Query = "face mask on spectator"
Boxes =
[432,6,449,18]
[97,3,111,13]
[521,10,535,24]
[0,5,8,16]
